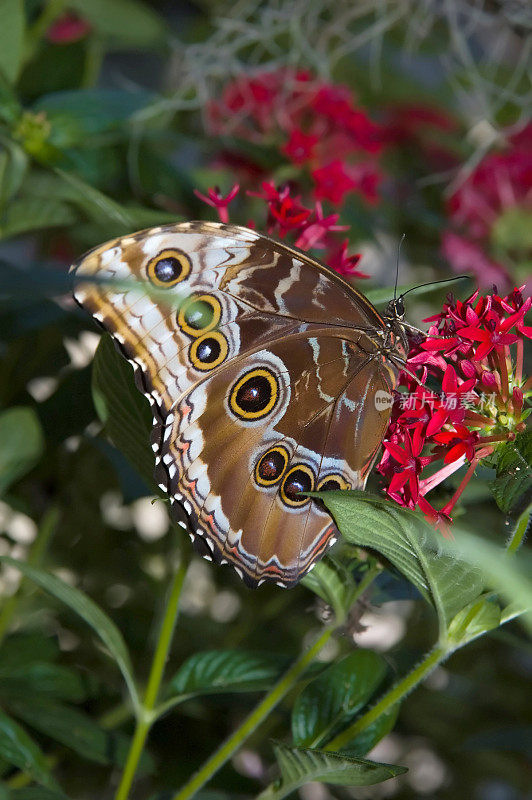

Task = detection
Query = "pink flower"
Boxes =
[47,13,91,43]
[282,130,319,164]
[441,232,510,289]
[459,312,521,360]
[326,239,368,278]
[194,184,240,223]
[312,161,357,205]
[294,203,348,250]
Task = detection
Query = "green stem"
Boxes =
[324,644,448,752]
[172,564,380,800]
[506,503,531,555]
[172,625,334,800]
[0,506,59,646]
[25,0,66,60]
[114,558,188,800]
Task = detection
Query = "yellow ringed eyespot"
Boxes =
[229,368,279,421]
[146,249,191,287]
[317,474,350,492]
[178,293,221,337]
[281,464,315,507]
[255,446,290,487]
[189,332,228,371]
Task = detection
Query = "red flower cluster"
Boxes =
[207,68,385,207]
[195,181,367,278]
[443,123,532,289]
[378,286,531,533]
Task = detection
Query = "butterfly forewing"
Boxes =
[72,221,403,587]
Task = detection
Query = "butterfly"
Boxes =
[71,221,408,588]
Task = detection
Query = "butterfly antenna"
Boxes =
[394,234,406,302]
[400,275,470,299]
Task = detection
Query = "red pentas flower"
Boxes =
[282,130,319,165]
[312,161,357,205]
[326,239,368,278]
[378,285,530,531]
[194,184,240,224]
[47,13,91,43]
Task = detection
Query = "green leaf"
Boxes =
[264,742,406,798]
[167,650,288,702]
[0,406,44,494]
[92,334,155,490]
[292,651,388,748]
[0,663,95,703]
[0,0,25,83]
[53,168,134,231]
[341,704,400,756]
[33,89,155,147]
[313,491,484,634]
[0,141,28,207]
[490,432,532,514]
[447,594,501,647]
[0,710,56,789]
[0,556,139,708]
[68,0,166,47]
[301,557,357,621]
[446,528,532,634]
[9,699,149,770]
[0,196,76,239]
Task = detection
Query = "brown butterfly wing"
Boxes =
[71,221,401,587]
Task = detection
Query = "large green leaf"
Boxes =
[9,699,149,770]
[292,651,388,748]
[260,742,406,799]
[4,790,70,800]
[0,0,24,83]
[92,334,155,490]
[313,491,484,634]
[33,89,155,147]
[341,704,400,756]
[0,662,95,703]
[0,406,44,494]
[447,528,532,634]
[0,557,138,708]
[166,650,288,702]
[0,197,76,239]
[0,711,56,789]
[68,0,166,47]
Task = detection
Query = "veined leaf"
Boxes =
[341,704,400,756]
[292,651,388,748]
[0,711,56,789]
[490,432,532,514]
[9,699,150,770]
[92,334,155,490]
[313,491,483,634]
[0,406,44,494]
[0,557,138,708]
[167,650,288,702]
[261,742,406,799]
[0,662,95,703]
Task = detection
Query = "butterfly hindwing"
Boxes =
[72,221,401,587]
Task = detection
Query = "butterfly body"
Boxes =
[72,222,406,587]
